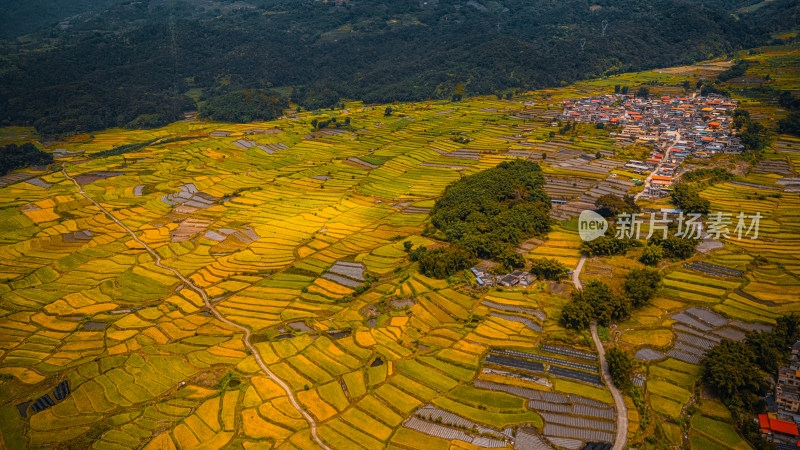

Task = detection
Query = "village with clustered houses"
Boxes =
[0,2,799,447]
[561,93,743,199]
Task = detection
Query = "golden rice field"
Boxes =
[0,89,624,449]
[2,45,800,450]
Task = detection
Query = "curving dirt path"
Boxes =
[573,254,627,450]
[63,166,331,450]
[572,254,587,290]
[590,322,628,450]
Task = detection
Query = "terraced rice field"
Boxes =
[526,226,583,268]
[3,47,799,449]
[0,93,635,449]
[611,140,800,445]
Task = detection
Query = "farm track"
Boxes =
[590,323,628,450]
[572,255,587,290]
[573,254,628,450]
[62,165,331,450]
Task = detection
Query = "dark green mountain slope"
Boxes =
[0,0,797,135]
[0,0,120,39]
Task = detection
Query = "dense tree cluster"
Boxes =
[681,167,734,184]
[740,120,771,153]
[199,90,289,123]
[701,314,800,450]
[779,112,800,136]
[717,60,749,82]
[579,235,636,257]
[0,143,53,176]
[779,91,800,111]
[528,257,570,281]
[703,339,765,403]
[699,80,731,97]
[623,268,661,308]
[19,87,195,136]
[731,109,771,158]
[420,159,551,276]
[594,194,640,218]
[1,0,120,39]
[607,348,636,392]
[1,0,794,135]
[647,233,698,260]
[561,269,661,330]
[732,108,752,130]
[410,246,477,280]
[291,86,341,111]
[311,116,351,131]
[671,184,710,214]
[405,160,551,278]
[559,298,593,330]
[777,91,800,137]
[560,280,628,329]
[639,244,664,266]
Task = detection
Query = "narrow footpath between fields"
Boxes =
[573,254,628,450]
[63,165,331,450]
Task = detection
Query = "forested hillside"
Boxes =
[0,0,798,135]
[0,0,119,39]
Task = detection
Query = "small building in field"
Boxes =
[499,274,519,287]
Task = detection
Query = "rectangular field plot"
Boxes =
[547,366,603,386]
[493,350,598,373]
[484,355,545,373]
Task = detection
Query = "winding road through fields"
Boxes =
[573,254,628,450]
[63,166,331,450]
[572,255,587,290]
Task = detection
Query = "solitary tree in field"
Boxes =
[624,268,661,308]
[384,106,392,116]
[639,244,663,266]
[607,348,635,392]
[529,257,569,281]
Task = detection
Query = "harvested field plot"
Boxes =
[2,49,799,450]
[662,307,771,365]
